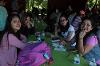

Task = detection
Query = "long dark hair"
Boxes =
[82,17,96,38]
[75,17,97,49]
[77,17,97,43]
[58,13,69,32]
[6,14,21,40]
[0,14,21,44]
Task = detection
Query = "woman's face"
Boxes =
[11,16,21,32]
[25,16,31,24]
[59,16,68,27]
[81,19,93,33]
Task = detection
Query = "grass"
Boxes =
[28,21,89,66]
[28,35,88,66]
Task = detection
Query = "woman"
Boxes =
[21,13,36,37]
[0,14,52,66]
[0,14,27,66]
[77,18,100,65]
[55,13,75,48]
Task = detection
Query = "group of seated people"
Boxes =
[0,13,53,66]
[53,11,100,65]
[0,5,100,66]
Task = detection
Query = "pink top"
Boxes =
[86,36,100,64]
[86,36,98,46]
[0,32,26,66]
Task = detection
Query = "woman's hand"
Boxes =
[79,30,86,39]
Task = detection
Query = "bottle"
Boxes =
[89,58,96,66]
[43,53,50,60]
[74,54,80,64]
[92,58,97,66]
[41,32,45,41]
[37,34,41,41]
[35,32,41,41]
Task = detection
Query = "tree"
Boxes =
[87,0,99,9]
[26,0,47,12]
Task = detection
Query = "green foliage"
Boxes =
[87,0,99,9]
[40,1,48,9]
[87,0,95,8]
[34,0,43,6]
[87,0,94,8]
[98,0,100,6]
[34,20,47,32]
[26,0,47,12]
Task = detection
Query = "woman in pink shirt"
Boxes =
[0,13,27,66]
[0,14,52,66]
[77,17,100,65]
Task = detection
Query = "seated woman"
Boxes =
[21,13,36,37]
[0,14,52,66]
[77,17,100,65]
[55,13,75,48]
